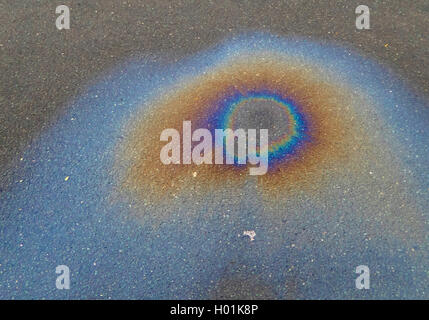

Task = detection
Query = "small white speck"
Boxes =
[243,230,256,241]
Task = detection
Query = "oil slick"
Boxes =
[1,33,428,299]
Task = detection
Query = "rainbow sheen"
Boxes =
[217,91,309,164]
[0,33,427,300]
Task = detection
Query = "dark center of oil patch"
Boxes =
[229,98,292,146]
